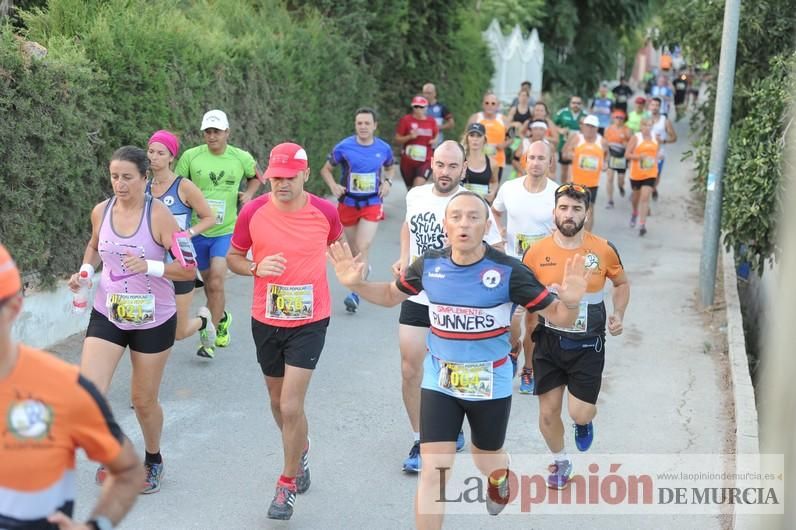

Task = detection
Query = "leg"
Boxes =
[265,375,285,429]
[343,225,361,258]
[537,385,566,452]
[400,323,429,433]
[605,170,615,204]
[416,442,457,530]
[201,256,228,327]
[399,157,415,189]
[617,170,626,193]
[353,219,379,274]
[276,365,314,477]
[631,186,640,213]
[174,290,202,341]
[522,313,538,371]
[638,185,653,225]
[568,393,597,426]
[80,337,126,394]
[130,348,172,454]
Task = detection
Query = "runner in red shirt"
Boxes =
[227,142,343,521]
[395,95,439,189]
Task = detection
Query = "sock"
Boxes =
[145,451,162,464]
[198,315,207,330]
[220,311,228,324]
[413,432,420,443]
[489,469,508,486]
[632,210,638,216]
[553,450,569,463]
[279,474,296,488]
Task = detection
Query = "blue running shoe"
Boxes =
[456,430,465,452]
[547,459,573,490]
[403,441,421,473]
[344,292,360,313]
[574,422,594,452]
[519,368,535,394]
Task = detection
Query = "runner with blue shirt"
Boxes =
[590,83,613,136]
[422,84,454,148]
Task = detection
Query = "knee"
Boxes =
[175,323,191,341]
[401,356,422,385]
[570,407,596,426]
[357,240,372,255]
[279,400,303,423]
[131,392,159,413]
[539,408,561,429]
[206,275,224,293]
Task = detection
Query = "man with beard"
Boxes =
[522,184,630,490]
[391,141,503,473]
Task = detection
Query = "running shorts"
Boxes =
[251,317,329,377]
[532,329,605,405]
[192,234,232,271]
[399,157,431,188]
[338,203,384,227]
[86,308,177,354]
[558,152,572,165]
[631,178,657,190]
[587,186,599,203]
[420,388,511,451]
[174,280,195,296]
[399,299,430,328]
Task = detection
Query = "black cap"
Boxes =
[466,122,486,136]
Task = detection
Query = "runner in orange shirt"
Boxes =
[603,111,633,208]
[227,142,344,521]
[0,243,143,530]
[467,91,510,180]
[626,117,661,236]
[562,115,608,231]
[522,184,629,490]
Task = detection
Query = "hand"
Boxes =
[327,242,365,288]
[379,180,391,199]
[556,254,591,306]
[330,182,346,199]
[68,272,92,293]
[121,254,148,274]
[391,257,407,279]
[47,511,92,529]
[254,253,287,277]
[409,129,419,139]
[607,313,624,336]
[238,191,254,205]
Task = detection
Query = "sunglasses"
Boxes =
[412,105,426,109]
[555,183,591,203]
[484,101,498,106]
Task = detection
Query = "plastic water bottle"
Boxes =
[72,271,91,314]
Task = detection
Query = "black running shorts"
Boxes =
[420,388,511,451]
[174,280,195,296]
[251,317,329,377]
[587,186,599,203]
[86,308,177,354]
[532,329,605,405]
[399,299,430,328]
[631,178,657,190]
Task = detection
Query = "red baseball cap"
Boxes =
[264,142,309,178]
[635,96,646,104]
[0,243,22,299]
[411,96,428,107]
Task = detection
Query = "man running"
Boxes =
[590,83,613,136]
[395,96,439,189]
[562,115,607,229]
[320,107,395,313]
[512,119,556,176]
[522,183,629,490]
[227,142,343,521]
[611,76,634,114]
[493,141,557,395]
[467,92,509,181]
[176,109,261,358]
[553,96,586,183]
[648,96,677,200]
[391,141,503,473]
[626,96,647,133]
[422,83,455,148]
[330,191,590,529]
[650,75,674,117]
[0,243,144,530]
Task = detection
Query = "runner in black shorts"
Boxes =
[252,318,330,376]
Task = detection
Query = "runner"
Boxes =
[648,96,677,201]
[626,117,661,236]
[650,75,674,117]
[320,107,395,313]
[391,141,504,473]
[493,141,557,395]
[611,76,634,114]
[175,109,261,358]
[227,142,343,521]
[626,96,647,133]
[603,111,633,208]
[553,96,586,184]
[562,115,607,230]
[461,122,499,203]
[522,183,629,490]
[590,83,613,135]
[422,83,455,148]
[509,80,536,107]
[512,120,556,182]
[507,89,533,139]
[146,130,217,347]
[395,96,438,189]
[69,146,196,494]
[467,91,509,181]
[673,69,689,117]
[330,190,590,529]
[0,243,143,530]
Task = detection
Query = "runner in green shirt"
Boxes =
[626,96,647,133]
[553,96,585,183]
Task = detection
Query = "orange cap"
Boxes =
[0,243,22,299]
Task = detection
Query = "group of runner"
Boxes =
[1,74,684,528]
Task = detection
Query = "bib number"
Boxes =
[579,155,599,171]
[546,300,588,333]
[106,293,155,326]
[609,156,626,170]
[640,156,656,170]
[437,360,493,399]
[207,199,226,225]
[265,284,313,320]
[349,172,377,194]
[514,233,545,257]
[406,145,428,162]
[484,144,497,157]
[462,182,489,197]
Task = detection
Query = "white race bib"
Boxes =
[265,284,314,320]
[207,199,226,225]
[437,359,493,399]
[514,233,545,257]
[349,172,377,194]
[546,300,588,334]
[579,155,599,171]
[106,293,155,326]
[406,145,428,162]
[462,182,489,197]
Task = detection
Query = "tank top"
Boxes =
[571,134,605,187]
[93,197,176,330]
[651,115,668,158]
[146,176,192,230]
[629,133,659,181]
[603,125,630,156]
[476,112,507,167]
[512,106,532,126]
[463,155,492,197]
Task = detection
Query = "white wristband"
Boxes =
[145,260,165,278]
[79,264,95,277]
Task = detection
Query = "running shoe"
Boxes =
[267,482,297,520]
[574,421,594,452]
[215,310,232,347]
[547,459,573,490]
[629,214,637,228]
[95,465,107,486]
[519,368,535,394]
[141,460,164,494]
[639,225,648,237]
[403,441,421,473]
[456,430,465,452]
[196,345,215,359]
[197,307,216,349]
[296,438,311,494]
[344,292,360,313]
[606,200,615,209]
[486,471,511,516]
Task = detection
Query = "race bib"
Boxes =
[609,156,627,170]
[579,155,599,171]
[640,156,656,170]
[514,233,545,256]
[546,300,588,334]
[617,94,627,103]
[484,144,497,156]
[207,199,226,225]
[349,172,377,194]
[265,284,314,320]
[106,293,155,326]
[406,144,428,162]
[462,182,489,197]
[437,359,493,399]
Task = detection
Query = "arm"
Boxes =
[87,439,143,525]
[68,202,106,292]
[538,299,582,329]
[181,179,216,236]
[562,134,576,160]
[124,201,195,281]
[665,119,677,143]
[491,208,507,240]
[601,138,609,171]
[441,113,455,131]
[378,164,395,199]
[607,272,630,336]
[624,135,639,160]
[392,221,410,277]
[320,160,346,198]
[534,254,590,328]
[329,241,410,307]
[486,161,500,204]
[239,174,262,205]
[394,119,416,145]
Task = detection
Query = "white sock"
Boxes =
[553,450,569,463]
[413,432,420,443]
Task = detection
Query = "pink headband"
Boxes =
[148,130,179,157]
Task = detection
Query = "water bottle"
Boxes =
[72,270,91,314]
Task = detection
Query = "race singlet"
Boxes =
[349,172,377,194]
[265,284,314,320]
[515,233,545,257]
[207,199,226,225]
[106,293,155,326]
[437,359,493,399]
[406,145,428,162]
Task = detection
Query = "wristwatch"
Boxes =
[188,228,196,237]
[87,516,113,530]
[383,177,393,185]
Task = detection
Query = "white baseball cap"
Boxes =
[583,115,600,128]
[200,109,229,131]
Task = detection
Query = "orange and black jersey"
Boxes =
[1,345,124,530]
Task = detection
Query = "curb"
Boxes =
[721,247,761,530]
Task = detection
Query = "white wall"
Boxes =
[482,19,544,106]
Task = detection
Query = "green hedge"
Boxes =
[2,0,493,284]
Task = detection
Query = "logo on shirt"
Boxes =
[410,212,445,254]
[585,252,601,271]
[163,195,175,207]
[7,399,54,440]
[109,270,137,282]
[428,266,446,279]
[481,269,501,288]
[209,170,225,186]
